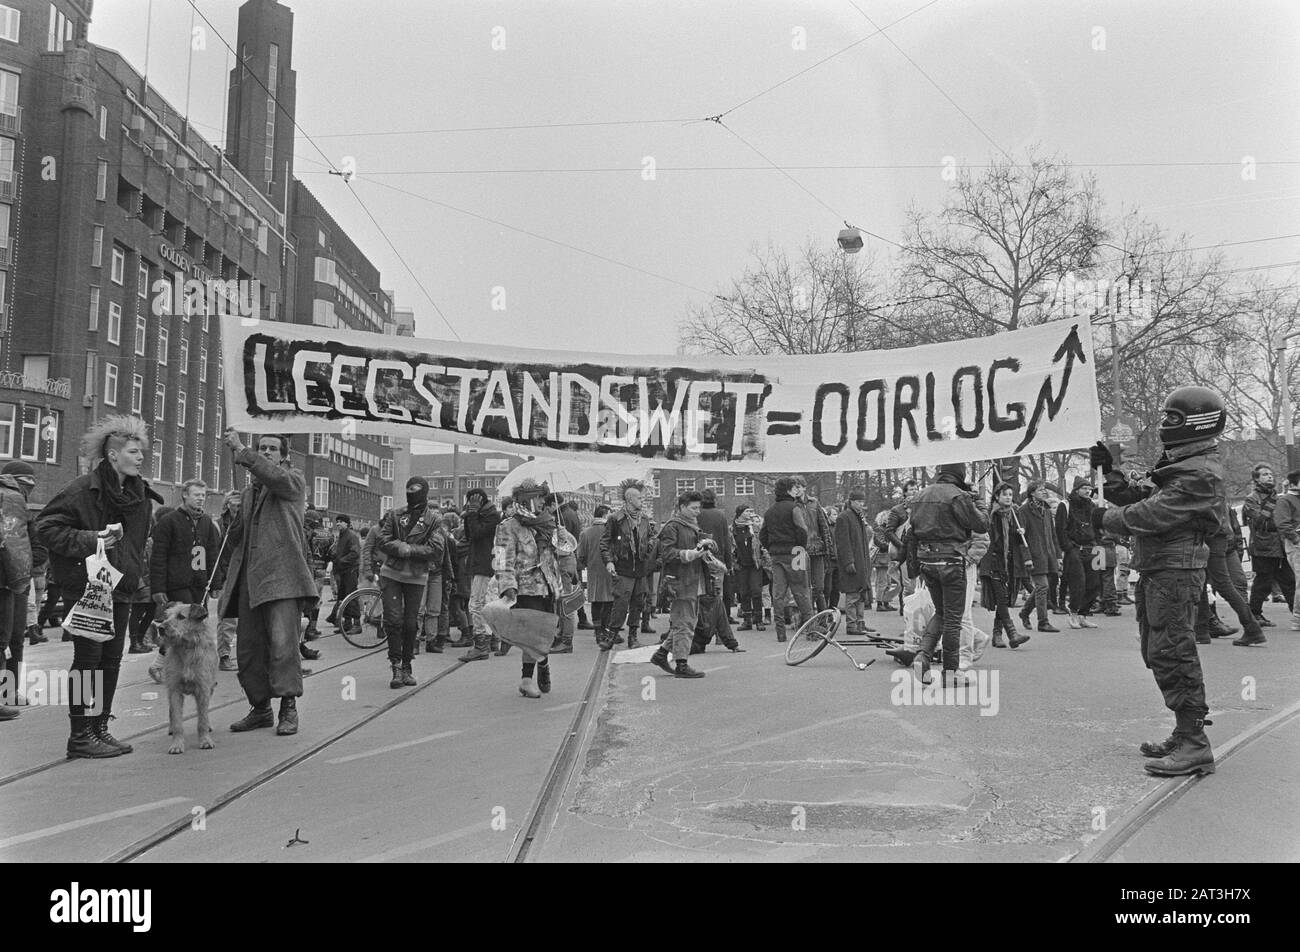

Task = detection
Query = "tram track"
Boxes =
[103,642,614,863]
[1072,699,1300,863]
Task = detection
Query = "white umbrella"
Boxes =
[497,457,652,497]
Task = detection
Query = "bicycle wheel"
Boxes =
[784,609,838,666]
[336,588,386,649]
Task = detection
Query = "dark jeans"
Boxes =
[1225,548,1248,601]
[918,560,966,671]
[331,567,360,624]
[825,566,840,613]
[691,591,736,652]
[591,599,612,629]
[808,554,828,613]
[1197,551,1261,637]
[1020,573,1050,625]
[1063,548,1101,614]
[982,575,1014,634]
[734,566,763,622]
[128,601,155,643]
[67,596,132,719]
[1248,554,1295,614]
[381,577,424,665]
[1136,569,1207,718]
[1048,572,1061,609]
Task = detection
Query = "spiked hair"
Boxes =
[80,414,150,467]
[618,478,645,498]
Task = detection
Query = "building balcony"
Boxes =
[0,107,21,134]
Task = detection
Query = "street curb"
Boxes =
[1071,698,1300,863]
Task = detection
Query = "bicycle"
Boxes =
[783,607,899,669]
[332,585,386,649]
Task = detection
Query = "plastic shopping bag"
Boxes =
[63,540,122,643]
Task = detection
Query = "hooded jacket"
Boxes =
[759,491,807,556]
[37,466,164,602]
[1100,440,1224,571]
[1242,482,1283,558]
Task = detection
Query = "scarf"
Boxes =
[513,506,557,551]
[96,459,148,521]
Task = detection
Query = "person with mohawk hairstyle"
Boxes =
[37,415,164,759]
[600,478,657,650]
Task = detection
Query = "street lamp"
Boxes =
[1272,331,1300,470]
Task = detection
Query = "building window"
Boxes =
[91,226,103,267]
[110,247,125,284]
[309,433,326,456]
[0,402,11,456]
[0,136,12,186]
[0,6,19,44]
[650,477,661,499]
[0,203,8,246]
[314,476,329,509]
[213,452,221,491]
[155,383,165,421]
[179,337,189,373]
[152,450,162,482]
[215,404,222,433]
[106,302,121,345]
[20,406,58,463]
[174,443,184,482]
[96,159,108,200]
[216,351,223,389]
[103,363,118,406]
[47,4,66,51]
[88,286,100,330]
[137,261,150,299]
[734,477,755,496]
[381,495,393,516]
[196,447,204,481]
[82,351,97,405]
[675,477,696,496]
[177,390,187,427]
[199,347,208,382]
[196,396,205,433]
[157,326,168,364]
[0,68,17,115]
[380,458,393,480]
[130,373,143,413]
[704,477,725,495]
[98,104,107,140]
[134,315,146,356]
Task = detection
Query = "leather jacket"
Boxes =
[1242,484,1283,558]
[1100,441,1225,572]
[909,475,990,559]
[600,507,657,578]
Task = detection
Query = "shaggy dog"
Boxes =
[161,602,218,754]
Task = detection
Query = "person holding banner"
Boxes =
[600,479,657,651]
[38,415,164,759]
[1093,385,1227,777]
[219,430,317,736]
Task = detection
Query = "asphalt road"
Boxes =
[2,598,1296,863]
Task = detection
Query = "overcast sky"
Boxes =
[91,0,1300,357]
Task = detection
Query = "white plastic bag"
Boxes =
[63,539,122,643]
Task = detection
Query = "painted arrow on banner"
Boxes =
[1013,324,1088,455]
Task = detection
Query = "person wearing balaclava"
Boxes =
[374,476,448,689]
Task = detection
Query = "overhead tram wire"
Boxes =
[182,0,463,342]
[845,0,1013,163]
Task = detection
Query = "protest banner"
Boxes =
[221,315,1099,472]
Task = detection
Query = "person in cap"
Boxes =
[327,514,363,636]
[1058,476,1103,629]
[38,415,165,757]
[832,489,874,635]
[906,463,990,685]
[731,504,765,631]
[1091,385,1228,776]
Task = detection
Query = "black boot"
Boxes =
[1144,712,1214,776]
[27,625,48,645]
[536,660,551,694]
[1006,624,1030,649]
[300,642,321,661]
[674,659,705,679]
[738,618,754,631]
[128,633,151,654]
[93,713,134,753]
[991,618,1006,648]
[401,662,417,687]
[390,662,404,689]
[276,697,298,735]
[1139,731,1179,758]
[649,646,675,676]
[66,715,127,759]
[230,702,274,732]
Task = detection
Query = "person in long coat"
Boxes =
[1015,480,1062,633]
[979,482,1032,647]
[219,429,317,736]
[833,489,873,635]
[577,505,614,642]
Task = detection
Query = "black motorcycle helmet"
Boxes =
[1158,386,1226,446]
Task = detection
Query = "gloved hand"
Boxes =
[395,542,412,558]
[1089,441,1113,474]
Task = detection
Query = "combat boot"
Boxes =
[1144,712,1215,776]
[674,659,705,679]
[990,618,1006,648]
[26,624,47,645]
[649,646,675,676]
[390,663,404,689]
[1006,624,1030,649]
[93,713,134,753]
[1232,631,1267,646]
[1139,732,1179,758]
[66,716,127,759]
[536,661,551,694]
[460,631,492,662]
[738,618,754,631]
[401,662,417,686]
[626,630,639,650]
[276,698,298,735]
[230,702,274,732]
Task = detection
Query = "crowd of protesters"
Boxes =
[0,412,1283,749]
